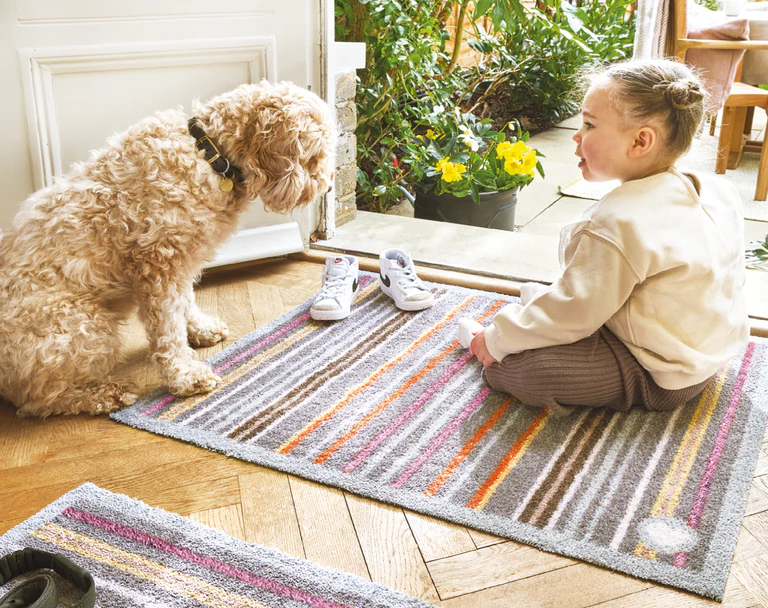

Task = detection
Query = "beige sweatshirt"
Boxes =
[484,167,750,390]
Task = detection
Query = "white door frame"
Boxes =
[314,0,365,241]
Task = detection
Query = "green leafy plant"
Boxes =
[336,0,635,213]
[461,0,635,128]
[693,0,719,12]
[401,108,544,202]
[746,233,768,271]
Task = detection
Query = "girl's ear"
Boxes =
[627,126,658,158]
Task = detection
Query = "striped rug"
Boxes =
[0,484,435,607]
[113,273,768,600]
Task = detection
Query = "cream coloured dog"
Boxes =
[0,81,336,417]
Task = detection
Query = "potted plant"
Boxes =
[401,106,544,231]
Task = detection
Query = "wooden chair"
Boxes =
[670,0,768,200]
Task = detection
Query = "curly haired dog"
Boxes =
[0,81,336,417]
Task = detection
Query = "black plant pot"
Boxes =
[413,188,518,231]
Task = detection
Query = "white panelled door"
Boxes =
[0,0,329,265]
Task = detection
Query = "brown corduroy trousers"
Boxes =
[482,326,711,416]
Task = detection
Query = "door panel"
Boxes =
[2,0,323,262]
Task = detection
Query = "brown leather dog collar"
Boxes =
[188,117,243,192]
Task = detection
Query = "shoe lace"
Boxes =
[393,264,425,291]
[318,274,347,301]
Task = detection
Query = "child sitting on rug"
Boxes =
[467,59,750,416]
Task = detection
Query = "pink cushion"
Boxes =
[686,3,749,110]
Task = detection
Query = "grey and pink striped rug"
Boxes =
[113,273,768,600]
[0,483,434,607]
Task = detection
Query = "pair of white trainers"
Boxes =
[310,249,434,321]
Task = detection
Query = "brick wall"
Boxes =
[335,71,357,226]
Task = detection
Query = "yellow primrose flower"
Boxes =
[521,151,537,172]
[435,156,451,172]
[496,141,513,159]
[504,157,524,176]
[416,135,424,141]
[441,162,467,183]
[509,141,529,160]
[426,129,437,140]
[496,140,529,161]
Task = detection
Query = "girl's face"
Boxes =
[572,82,637,183]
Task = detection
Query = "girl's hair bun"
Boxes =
[593,59,706,159]
[662,79,705,110]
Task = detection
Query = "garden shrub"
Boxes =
[336,0,635,213]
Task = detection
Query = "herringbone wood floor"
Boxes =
[2,259,767,607]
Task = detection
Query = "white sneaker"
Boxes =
[310,255,359,321]
[458,318,483,349]
[379,249,434,311]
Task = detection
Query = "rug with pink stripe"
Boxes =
[113,274,768,599]
[0,484,435,607]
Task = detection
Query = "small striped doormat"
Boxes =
[0,484,434,607]
[113,273,768,600]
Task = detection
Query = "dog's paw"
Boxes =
[168,360,221,396]
[17,382,139,417]
[88,383,139,415]
[188,314,230,347]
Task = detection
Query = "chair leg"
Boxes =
[717,107,736,174]
[710,113,716,137]
[756,119,768,201]
[727,107,747,170]
[744,106,755,135]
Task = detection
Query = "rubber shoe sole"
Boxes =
[310,284,359,321]
[380,279,434,311]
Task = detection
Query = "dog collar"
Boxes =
[0,549,96,608]
[188,117,243,193]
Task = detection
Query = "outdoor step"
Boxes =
[317,211,560,284]
[316,211,768,323]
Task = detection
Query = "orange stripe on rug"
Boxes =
[161,281,383,421]
[467,409,551,510]
[276,295,482,456]
[312,299,507,465]
[425,396,515,497]
[314,340,461,464]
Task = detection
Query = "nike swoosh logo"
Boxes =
[380,273,391,288]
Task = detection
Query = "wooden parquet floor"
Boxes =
[1,259,767,607]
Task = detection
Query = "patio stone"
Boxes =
[528,127,580,165]
[746,219,768,244]
[514,127,582,226]
[556,114,581,130]
[315,210,560,283]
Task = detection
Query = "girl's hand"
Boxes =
[470,329,500,367]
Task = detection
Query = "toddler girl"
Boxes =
[470,59,750,415]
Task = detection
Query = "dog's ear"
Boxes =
[257,163,315,213]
